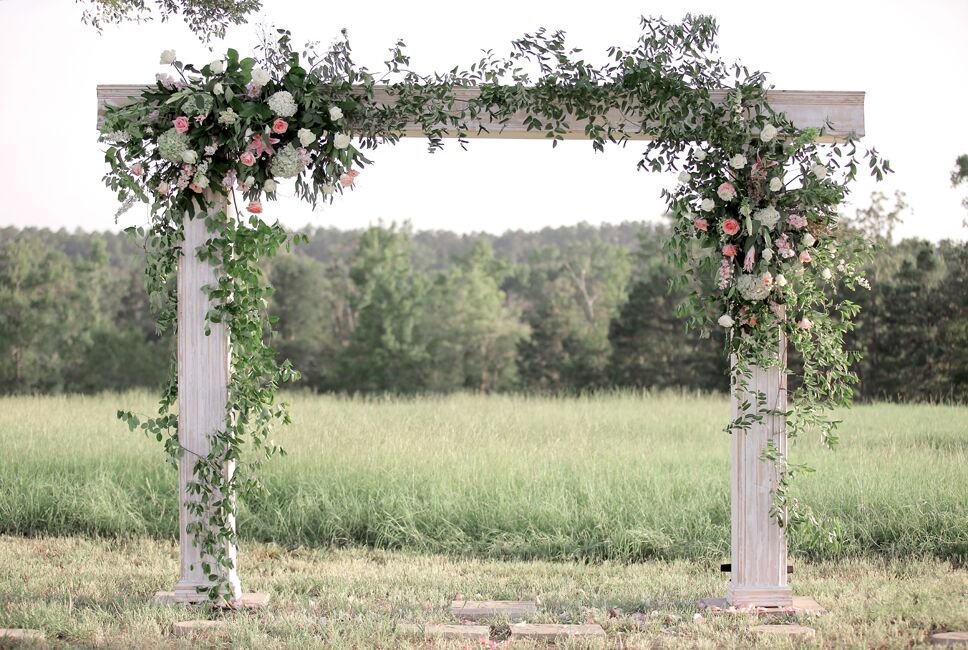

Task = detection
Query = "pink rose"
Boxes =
[130,163,143,177]
[722,218,741,236]
[693,217,708,232]
[239,151,256,167]
[247,201,263,214]
[156,181,170,194]
[787,214,808,229]
[799,250,812,264]
[722,244,737,257]
[271,118,288,134]
[173,116,189,133]
[717,182,736,202]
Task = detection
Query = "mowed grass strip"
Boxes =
[0,391,965,561]
[0,535,965,649]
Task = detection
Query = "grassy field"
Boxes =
[0,391,965,561]
[0,535,966,648]
[1,392,966,647]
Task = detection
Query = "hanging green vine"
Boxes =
[100,15,889,603]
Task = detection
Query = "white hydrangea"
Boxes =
[157,128,190,162]
[329,106,344,121]
[760,124,777,143]
[218,108,238,125]
[269,144,305,178]
[100,130,130,144]
[754,206,780,230]
[297,128,317,147]
[769,177,783,192]
[678,171,692,183]
[700,198,715,212]
[736,273,772,301]
[264,179,278,193]
[811,164,828,180]
[251,67,271,86]
[267,91,298,118]
[322,182,336,196]
[333,133,352,149]
[821,268,832,280]
[160,49,177,65]
[776,274,788,287]
[729,154,747,169]
[802,233,816,247]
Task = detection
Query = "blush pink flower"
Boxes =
[693,217,709,232]
[239,151,256,167]
[129,163,143,177]
[799,250,812,264]
[189,182,203,193]
[798,316,813,330]
[271,118,288,134]
[743,245,756,272]
[787,214,808,229]
[717,182,737,201]
[762,272,773,287]
[173,116,190,133]
[722,218,741,236]
[247,201,263,214]
[339,169,361,188]
[722,244,738,257]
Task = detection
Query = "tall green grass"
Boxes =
[0,391,965,561]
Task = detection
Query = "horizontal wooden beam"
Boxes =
[97,85,863,142]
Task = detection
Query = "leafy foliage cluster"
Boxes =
[98,16,888,602]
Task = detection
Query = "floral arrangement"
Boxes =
[100,43,366,221]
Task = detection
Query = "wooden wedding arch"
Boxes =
[96,84,865,609]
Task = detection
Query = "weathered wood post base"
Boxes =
[725,333,793,608]
[153,193,267,609]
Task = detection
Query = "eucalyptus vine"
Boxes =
[100,15,888,602]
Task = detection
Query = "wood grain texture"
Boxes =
[172,192,242,602]
[727,333,793,608]
[96,85,863,142]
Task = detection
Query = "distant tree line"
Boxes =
[1,197,966,401]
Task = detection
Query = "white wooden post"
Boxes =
[155,192,267,606]
[726,332,792,608]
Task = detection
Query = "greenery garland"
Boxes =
[100,15,889,603]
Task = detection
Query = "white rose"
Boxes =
[181,150,198,164]
[160,49,177,65]
[213,82,223,95]
[678,171,692,184]
[297,128,317,147]
[769,177,783,192]
[333,133,352,149]
[729,154,747,169]
[694,149,707,161]
[811,164,827,180]
[821,268,832,280]
[700,198,715,212]
[264,179,278,193]
[251,67,271,86]
[210,60,224,74]
[329,106,344,121]
[760,124,777,143]
[776,274,788,287]
[245,175,255,186]
[802,233,816,247]
[718,314,734,328]
[762,248,774,262]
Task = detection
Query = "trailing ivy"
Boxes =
[101,15,888,603]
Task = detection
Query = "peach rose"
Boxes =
[693,217,709,232]
[799,250,812,264]
[271,118,288,134]
[722,218,741,236]
[247,201,263,214]
[722,244,737,257]
[189,182,203,193]
[173,116,189,133]
[239,151,256,167]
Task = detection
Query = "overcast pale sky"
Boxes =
[1,0,965,241]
